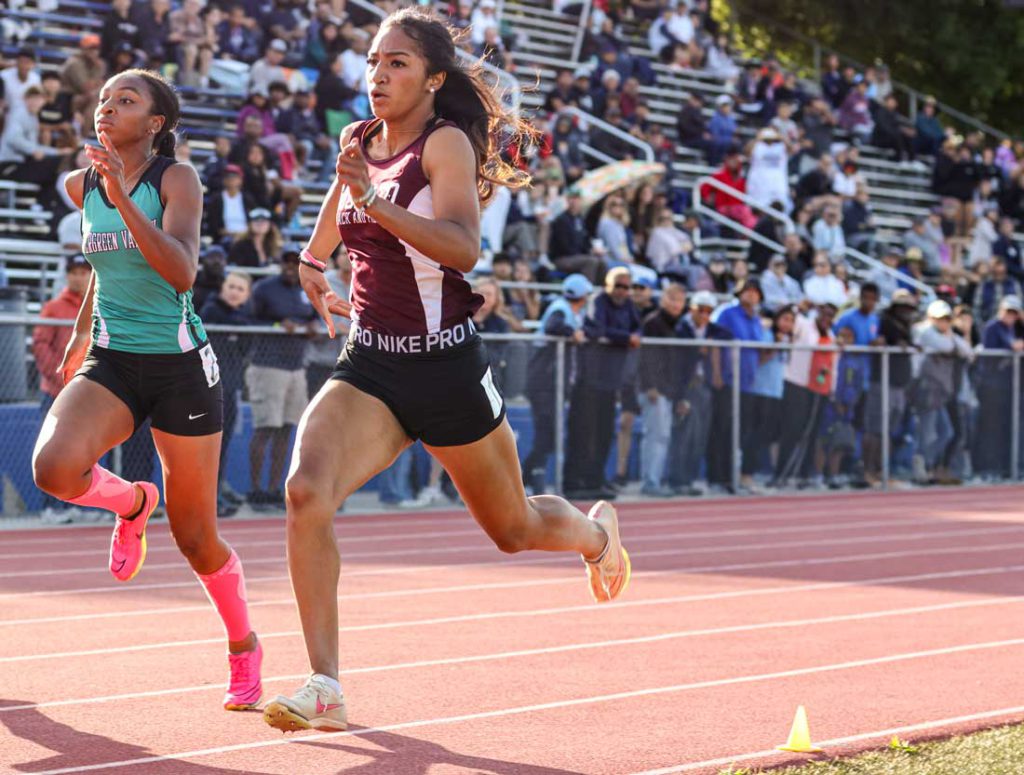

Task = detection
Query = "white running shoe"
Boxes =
[263,674,347,733]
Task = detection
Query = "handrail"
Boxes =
[570,0,593,63]
[693,177,935,301]
[562,106,654,162]
[347,0,521,114]
[726,0,1009,141]
[579,142,616,166]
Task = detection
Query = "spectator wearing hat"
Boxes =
[522,273,593,495]
[229,207,283,268]
[803,252,847,308]
[860,289,918,486]
[199,270,256,516]
[665,290,730,494]
[911,299,973,485]
[706,95,736,166]
[713,279,766,489]
[701,150,758,230]
[207,164,256,245]
[0,48,41,116]
[217,4,262,64]
[0,86,72,212]
[61,34,108,120]
[811,203,846,263]
[993,216,1024,282]
[192,246,230,312]
[249,39,290,96]
[868,247,911,303]
[761,254,803,312]
[975,296,1024,478]
[549,186,606,283]
[637,283,688,496]
[973,256,1022,324]
[564,267,642,499]
[774,302,839,485]
[247,251,320,508]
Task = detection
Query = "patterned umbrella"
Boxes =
[574,160,666,212]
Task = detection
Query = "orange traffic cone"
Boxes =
[776,706,822,753]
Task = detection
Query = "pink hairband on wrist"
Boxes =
[300,249,327,272]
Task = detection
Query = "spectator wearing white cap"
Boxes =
[706,94,736,166]
[911,300,973,484]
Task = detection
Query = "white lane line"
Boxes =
[4,565,1024,712]
[1,486,1014,549]
[630,705,1024,774]
[3,521,1024,612]
[3,534,1024,664]
[0,513,953,578]
[0,508,939,565]
[29,636,1024,774]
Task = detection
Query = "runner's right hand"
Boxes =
[59,332,91,386]
[299,263,351,339]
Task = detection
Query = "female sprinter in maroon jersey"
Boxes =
[263,7,630,733]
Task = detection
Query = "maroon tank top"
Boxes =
[337,118,483,337]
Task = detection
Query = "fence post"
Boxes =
[1013,352,1021,481]
[880,350,890,491]
[812,42,822,79]
[908,89,918,124]
[731,343,741,494]
[554,338,566,495]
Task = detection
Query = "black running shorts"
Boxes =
[77,344,224,436]
[330,334,506,447]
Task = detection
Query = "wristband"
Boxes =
[352,183,376,209]
[300,249,326,272]
[355,185,378,213]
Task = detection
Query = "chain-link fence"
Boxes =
[0,312,1019,520]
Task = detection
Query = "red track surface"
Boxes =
[3,488,1024,775]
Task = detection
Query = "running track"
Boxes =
[2,488,1024,775]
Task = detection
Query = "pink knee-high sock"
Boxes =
[66,464,137,516]
[196,550,252,643]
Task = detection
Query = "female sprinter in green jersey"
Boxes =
[31,70,262,710]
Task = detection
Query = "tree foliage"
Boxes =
[725,0,1023,136]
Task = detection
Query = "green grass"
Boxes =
[715,722,1024,775]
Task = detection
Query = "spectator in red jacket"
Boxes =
[32,255,91,407]
[700,150,757,229]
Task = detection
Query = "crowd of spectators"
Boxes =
[6,0,1024,510]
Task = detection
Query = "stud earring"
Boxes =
[430,87,436,93]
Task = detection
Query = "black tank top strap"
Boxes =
[141,155,176,198]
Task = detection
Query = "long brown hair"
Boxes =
[380,7,536,204]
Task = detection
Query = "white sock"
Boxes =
[313,673,342,695]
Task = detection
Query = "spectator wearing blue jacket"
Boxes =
[564,267,642,499]
[708,95,737,165]
[713,279,766,489]
[751,305,796,480]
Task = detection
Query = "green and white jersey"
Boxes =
[81,156,207,354]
